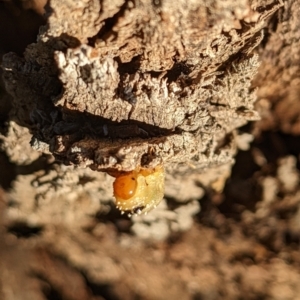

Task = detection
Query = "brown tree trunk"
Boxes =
[2,0,300,299]
[2,0,284,173]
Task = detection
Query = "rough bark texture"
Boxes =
[2,0,283,173]
[254,0,300,134]
[1,0,300,300]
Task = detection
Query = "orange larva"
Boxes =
[113,173,137,200]
[112,166,165,215]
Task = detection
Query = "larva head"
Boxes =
[113,166,165,216]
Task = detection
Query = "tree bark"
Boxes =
[2,1,300,300]
[2,0,284,173]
